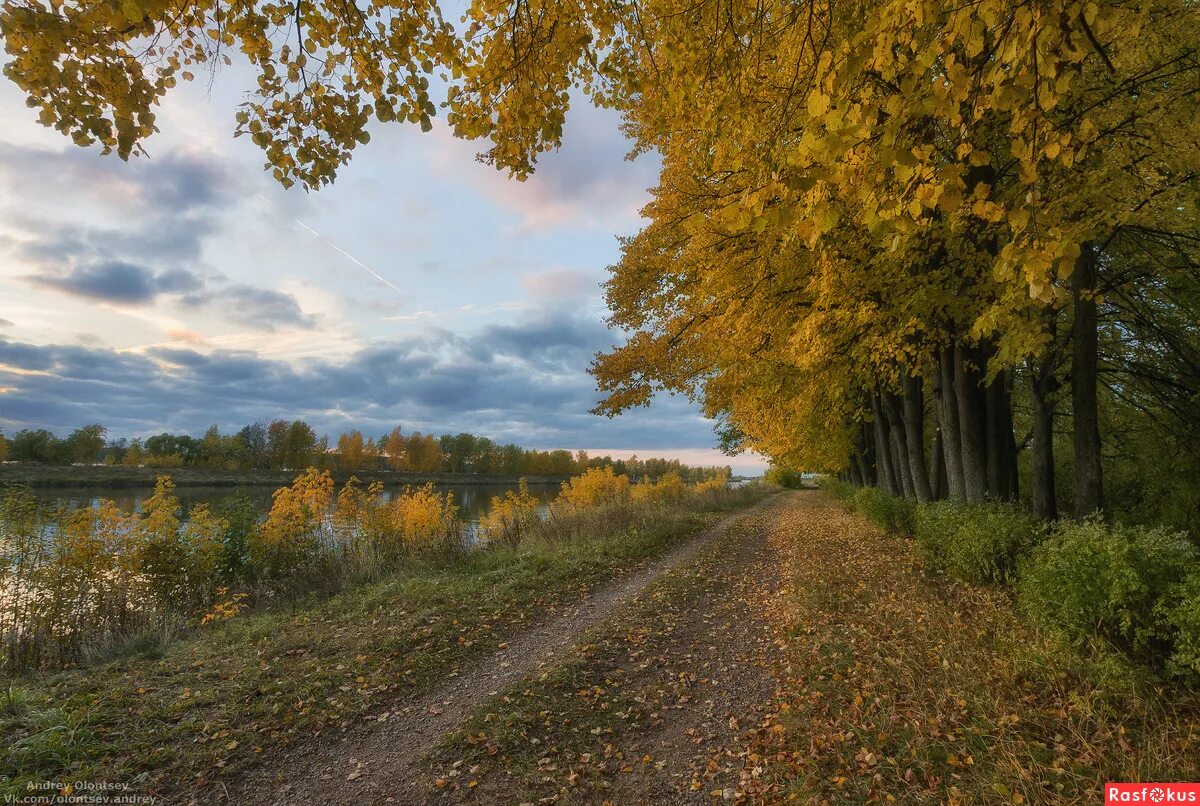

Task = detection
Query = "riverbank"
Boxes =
[0,463,572,489]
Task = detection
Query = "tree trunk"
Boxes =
[930,422,947,500]
[871,392,900,496]
[859,422,877,486]
[1028,357,1058,521]
[848,455,864,487]
[938,348,966,500]
[1071,243,1104,516]
[901,373,934,501]
[884,390,915,499]
[1004,373,1020,500]
[984,370,1018,500]
[955,343,989,503]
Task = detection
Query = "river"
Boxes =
[27,481,563,523]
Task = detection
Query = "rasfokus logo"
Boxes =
[1107,784,1200,803]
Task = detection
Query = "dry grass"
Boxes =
[743,493,1200,804]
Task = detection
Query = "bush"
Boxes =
[912,500,1038,584]
[821,478,856,501]
[1158,570,1200,677]
[851,486,915,534]
[213,490,259,582]
[477,480,542,547]
[1016,520,1198,657]
[248,468,334,579]
[557,466,631,508]
[765,467,805,488]
[630,472,689,505]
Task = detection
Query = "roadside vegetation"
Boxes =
[826,480,1200,681]
[0,468,767,800]
[745,492,1200,804]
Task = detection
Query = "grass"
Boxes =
[745,493,1200,804]
[0,495,765,802]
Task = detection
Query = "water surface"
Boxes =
[27,481,562,523]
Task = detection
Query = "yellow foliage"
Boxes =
[630,472,689,505]
[477,480,541,545]
[385,483,458,546]
[693,475,730,496]
[201,587,249,625]
[137,477,227,606]
[251,468,334,575]
[557,467,631,508]
[329,477,458,558]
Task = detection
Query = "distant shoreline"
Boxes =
[0,463,572,489]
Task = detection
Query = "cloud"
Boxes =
[23,261,314,332]
[0,319,12,328]
[0,141,315,332]
[179,285,317,331]
[520,268,599,301]
[28,261,203,304]
[428,104,659,234]
[0,310,721,454]
[0,143,229,216]
[167,329,207,345]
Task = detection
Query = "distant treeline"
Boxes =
[0,422,731,482]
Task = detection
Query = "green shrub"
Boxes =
[852,486,915,534]
[766,467,806,489]
[1158,570,1200,677]
[214,490,260,582]
[912,500,1038,584]
[821,478,856,501]
[1016,520,1198,657]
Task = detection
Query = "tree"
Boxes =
[384,427,406,471]
[123,439,145,467]
[0,429,7,463]
[405,432,444,473]
[64,424,106,464]
[237,422,269,469]
[145,432,197,462]
[0,0,459,188]
[8,429,65,463]
[266,420,291,469]
[439,433,477,473]
[336,431,365,471]
[283,420,318,468]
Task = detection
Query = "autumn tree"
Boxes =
[65,424,106,464]
[384,427,406,471]
[336,431,365,471]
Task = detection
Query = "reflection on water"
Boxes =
[27,482,562,523]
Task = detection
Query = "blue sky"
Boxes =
[0,63,767,474]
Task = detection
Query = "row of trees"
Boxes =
[474,0,1200,532]
[0,423,731,482]
[0,425,107,466]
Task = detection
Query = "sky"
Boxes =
[0,62,768,475]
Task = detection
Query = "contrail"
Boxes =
[295,219,404,293]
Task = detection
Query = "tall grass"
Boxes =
[1,470,768,674]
